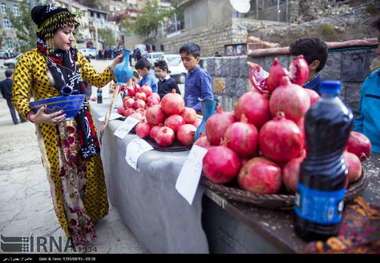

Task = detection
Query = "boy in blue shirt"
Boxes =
[179,43,214,113]
[135,58,158,93]
[353,17,380,153]
[289,38,328,94]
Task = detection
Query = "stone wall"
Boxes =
[200,46,377,115]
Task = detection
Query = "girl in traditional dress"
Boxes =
[12,4,122,246]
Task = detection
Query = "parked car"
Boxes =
[163,54,187,84]
[79,48,97,59]
[145,52,164,65]
[3,54,22,69]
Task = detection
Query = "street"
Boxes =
[0,59,145,254]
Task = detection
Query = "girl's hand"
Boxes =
[28,106,66,124]
[110,54,123,70]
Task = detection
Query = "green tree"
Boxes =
[98,28,116,48]
[8,2,37,52]
[126,0,172,37]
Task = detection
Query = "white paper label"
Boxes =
[114,117,140,139]
[175,145,208,205]
[125,138,154,171]
[98,112,123,122]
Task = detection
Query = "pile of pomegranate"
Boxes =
[200,56,371,195]
[117,86,200,147]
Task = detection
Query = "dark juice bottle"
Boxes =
[294,81,353,241]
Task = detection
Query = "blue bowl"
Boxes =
[30,95,85,119]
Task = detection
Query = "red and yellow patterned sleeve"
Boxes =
[12,51,33,120]
[77,52,114,87]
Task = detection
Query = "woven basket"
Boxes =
[201,169,368,210]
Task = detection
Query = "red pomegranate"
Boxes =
[155,127,175,147]
[116,106,125,116]
[205,106,235,145]
[181,107,198,124]
[267,58,289,93]
[135,92,147,101]
[135,122,151,139]
[238,157,282,194]
[147,93,161,107]
[346,131,371,161]
[123,108,135,117]
[224,116,258,158]
[283,155,305,193]
[344,151,362,183]
[150,125,162,140]
[259,112,304,163]
[123,97,135,109]
[129,111,145,122]
[164,115,185,132]
[146,105,166,125]
[269,76,310,123]
[234,91,270,129]
[141,85,153,97]
[194,135,210,148]
[202,146,241,184]
[304,88,320,106]
[289,55,309,86]
[133,99,146,109]
[126,86,136,97]
[160,90,185,115]
[177,124,196,146]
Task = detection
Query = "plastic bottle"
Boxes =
[294,81,353,241]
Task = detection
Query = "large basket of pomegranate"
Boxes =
[116,84,201,151]
[197,56,371,210]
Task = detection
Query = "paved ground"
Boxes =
[0,59,145,254]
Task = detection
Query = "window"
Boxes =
[3,18,11,28]
[0,3,6,15]
[13,5,19,16]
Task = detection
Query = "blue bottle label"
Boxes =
[294,184,346,225]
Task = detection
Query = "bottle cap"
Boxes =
[320,81,341,96]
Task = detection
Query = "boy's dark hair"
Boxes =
[179,43,201,58]
[135,58,151,70]
[154,60,169,72]
[5,69,13,78]
[372,16,380,31]
[289,38,328,72]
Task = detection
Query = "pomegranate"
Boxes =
[344,151,363,184]
[205,106,235,145]
[146,105,166,125]
[147,93,161,107]
[289,55,309,86]
[177,124,196,146]
[234,91,270,129]
[135,92,147,101]
[283,155,305,193]
[150,125,162,140]
[305,88,320,106]
[129,111,145,121]
[259,112,304,163]
[123,97,135,109]
[224,115,258,158]
[269,76,310,123]
[141,85,153,97]
[194,135,210,148]
[267,58,289,93]
[181,107,198,124]
[155,126,175,147]
[238,157,282,194]
[202,146,241,184]
[161,90,185,115]
[164,115,185,132]
[346,131,371,161]
[135,122,151,139]
[116,106,125,116]
[123,108,135,117]
[133,99,146,109]
[126,86,136,97]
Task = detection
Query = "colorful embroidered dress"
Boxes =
[12,48,113,246]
